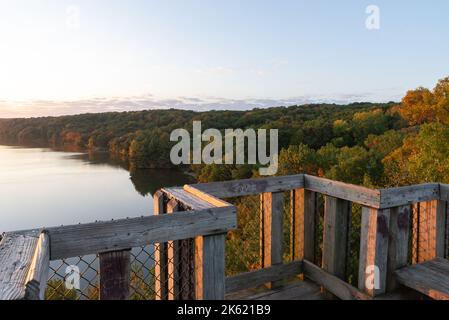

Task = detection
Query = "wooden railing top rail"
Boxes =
[188,174,447,209]
[47,205,236,260]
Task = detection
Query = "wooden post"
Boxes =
[154,191,168,300]
[322,196,351,280]
[358,207,390,296]
[261,192,284,288]
[25,232,50,300]
[166,199,196,300]
[291,189,316,262]
[411,200,447,263]
[387,205,411,291]
[99,249,131,300]
[202,234,226,300]
[167,199,180,300]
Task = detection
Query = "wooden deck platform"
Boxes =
[395,258,449,300]
[226,280,327,300]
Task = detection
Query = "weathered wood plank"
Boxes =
[194,236,204,300]
[249,280,325,300]
[167,199,180,300]
[202,234,226,300]
[395,259,449,300]
[24,232,50,300]
[153,191,168,300]
[303,260,370,300]
[438,183,449,202]
[183,185,232,208]
[380,184,440,209]
[227,279,325,300]
[225,260,304,293]
[99,249,131,300]
[304,175,381,208]
[291,189,316,262]
[190,174,304,198]
[0,232,39,300]
[162,187,214,210]
[48,206,237,260]
[261,192,284,288]
[322,196,351,280]
[358,207,390,296]
[387,205,411,292]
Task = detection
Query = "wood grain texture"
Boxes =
[304,175,380,207]
[226,279,325,300]
[24,232,50,300]
[0,232,39,300]
[202,234,226,300]
[291,189,316,262]
[261,192,284,288]
[303,260,370,300]
[225,260,303,293]
[99,249,131,300]
[162,187,215,210]
[380,184,440,209]
[395,258,449,300]
[439,183,449,202]
[194,236,204,300]
[387,205,411,292]
[167,199,180,300]
[322,196,351,280]
[190,175,304,198]
[358,207,390,296]
[48,206,237,260]
[183,185,232,208]
[153,191,168,300]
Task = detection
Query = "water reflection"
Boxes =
[68,151,194,197]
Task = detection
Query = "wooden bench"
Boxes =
[395,258,449,300]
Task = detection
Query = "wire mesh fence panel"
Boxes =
[283,191,292,264]
[129,245,157,300]
[411,203,419,264]
[225,195,262,276]
[45,243,196,300]
[314,193,325,267]
[410,201,441,264]
[347,203,362,286]
[46,254,99,300]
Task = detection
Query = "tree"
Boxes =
[383,123,449,186]
[277,144,318,176]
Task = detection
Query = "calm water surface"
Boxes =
[0,145,193,232]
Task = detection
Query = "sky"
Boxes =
[0,0,448,118]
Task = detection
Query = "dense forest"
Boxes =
[1,77,449,189]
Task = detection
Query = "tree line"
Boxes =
[1,77,448,187]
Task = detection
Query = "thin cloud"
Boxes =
[0,91,400,118]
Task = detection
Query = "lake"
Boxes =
[0,145,193,233]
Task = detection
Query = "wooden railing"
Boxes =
[1,174,448,300]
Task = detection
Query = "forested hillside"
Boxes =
[1,77,448,188]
